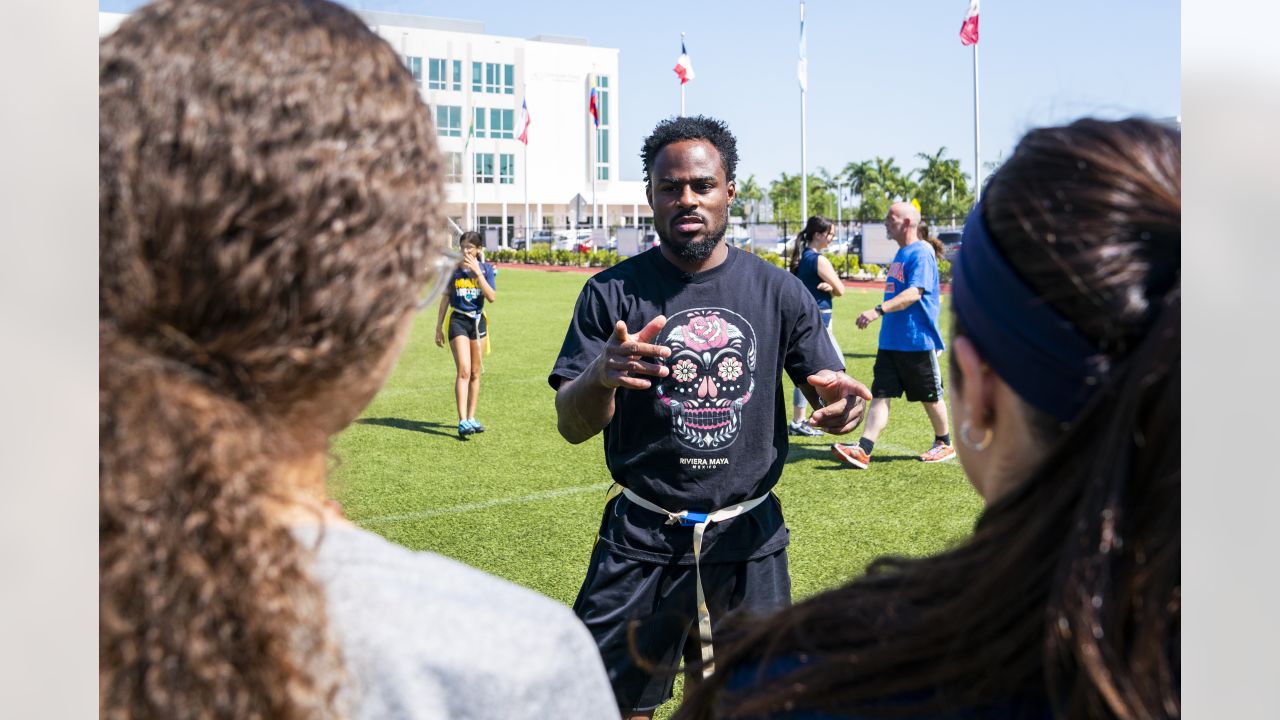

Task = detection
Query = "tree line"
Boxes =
[732,146,977,228]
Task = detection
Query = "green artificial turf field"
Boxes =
[330,264,983,718]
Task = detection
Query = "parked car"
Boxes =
[531,229,566,244]
[937,230,962,262]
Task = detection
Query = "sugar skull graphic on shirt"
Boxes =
[655,308,758,451]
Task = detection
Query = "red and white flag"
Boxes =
[959,0,980,46]
[673,39,695,84]
[517,98,530,144]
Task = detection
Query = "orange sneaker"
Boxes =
[920,442,957,463]
[831,443,870,469]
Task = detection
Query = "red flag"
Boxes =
[588,86,600,127]
[959,0,979,46]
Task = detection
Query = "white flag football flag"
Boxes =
[959,0,979,46]
[674,39,695,84]
[797,4,808,91]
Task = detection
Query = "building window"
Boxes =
[503,64,515,94]
[484,63,501,94]
[428,58,448,90]
[474,153,495,184]
[433,105,462,137]
[594,76,610,180]
[452,60,462,91]
[596,129,610,181]
[473,107,487,138]
[405,56,422,84]
[445,152,463,183]
[499,154,515,184]
[472,61,482,92]
[489,108,514,139]
[598,75,610,125]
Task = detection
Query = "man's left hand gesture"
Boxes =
[805,370,873,435]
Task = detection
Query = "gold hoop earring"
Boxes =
[959,419,993,451]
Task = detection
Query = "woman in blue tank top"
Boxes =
[787,216,844,436]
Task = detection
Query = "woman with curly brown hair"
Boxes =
[99,1,616,717]
[675,118,1180,719]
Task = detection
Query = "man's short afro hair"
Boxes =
[641,115,738,187]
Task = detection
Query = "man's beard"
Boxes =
[656,212,728,263]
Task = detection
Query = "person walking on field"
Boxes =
[787,216,845,438]
[436,231,497,439]
[550,115,872,719]
[832,201,955,469]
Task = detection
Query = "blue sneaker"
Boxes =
[457,420,474,438]
[469,418,486,433]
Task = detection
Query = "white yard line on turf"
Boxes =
[359,481,613,527]
[358,442,949,528]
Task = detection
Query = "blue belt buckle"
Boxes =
[679,511,709,526]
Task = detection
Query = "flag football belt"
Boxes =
[618,486,772,678]
[445,306,491,354]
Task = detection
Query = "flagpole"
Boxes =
[680,32,686,116]
[972,42,982,196]
[523,142,529,242]
[799,1,807,231]
[591,78,598,231]
[468,135,475,230]
[592,122,597,230]
[522,88,530,247]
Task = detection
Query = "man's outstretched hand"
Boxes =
[805,369,873,435]
[592,316,671,390]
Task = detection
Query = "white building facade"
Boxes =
[99,9,653,245]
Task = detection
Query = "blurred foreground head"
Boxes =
[99,0,443,716]
[677,118,1180,720]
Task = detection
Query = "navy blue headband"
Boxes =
[952,204,1108,422]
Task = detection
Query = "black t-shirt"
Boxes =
[550,247,844,565]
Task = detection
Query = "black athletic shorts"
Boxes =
[871,348,944,402]
[573,538,791,712]
[446,310,486,340]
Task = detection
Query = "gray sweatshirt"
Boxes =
[301,524,620,719]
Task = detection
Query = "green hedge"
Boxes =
[487,247,620,268]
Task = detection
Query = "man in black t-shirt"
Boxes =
[549,116,872,719]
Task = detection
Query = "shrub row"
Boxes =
[486,246,950,283]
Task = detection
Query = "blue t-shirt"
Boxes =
[879,242,944,351]
[795,248,833,311]
[448,263,496,315]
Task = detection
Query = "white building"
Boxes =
[99,9,653,245]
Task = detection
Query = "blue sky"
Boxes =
[100,0,1180,188]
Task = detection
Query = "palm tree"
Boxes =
[767,173,836,229]
[837,160,870,222]
[733,174,764,220]
[914,147,973,226]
